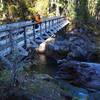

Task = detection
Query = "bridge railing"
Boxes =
[0,16,67,57]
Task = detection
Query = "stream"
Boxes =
[33,54,59,76]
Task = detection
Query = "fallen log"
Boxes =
[56,60,100,91]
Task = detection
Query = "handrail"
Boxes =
[0,16,65,32]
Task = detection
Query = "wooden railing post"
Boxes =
[61,17,63,23]
[49,20,50,29]
[45,21,47,32]
[52,20,53,26]
[56,19,58,25]
[57,18,58,24]
[8,30,14,54]
[33,23,36,41]
[23,27,27,48]
[52,19,54,27]
[55,19,57,26]
[40,23,42,36]
[54,19,56,24]
[50,20,52,27]
[58,18,60,24]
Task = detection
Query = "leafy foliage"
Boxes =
[0,0,49,23]
[0,0,99,27]
[35,0,49,16]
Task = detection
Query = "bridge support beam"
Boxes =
[0,56,13,69]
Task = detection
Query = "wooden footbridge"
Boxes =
[0,16,69,69]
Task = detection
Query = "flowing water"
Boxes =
[33,54,59,77]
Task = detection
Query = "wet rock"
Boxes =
[0,62,5,70]
[0,70,74,100]
[57,79,89,100]
[45,32,96,60]
[56,61,100,91]
[34,74,53,81]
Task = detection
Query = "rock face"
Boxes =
[45,33,96,60]
[36,37,55,53]
[56,60,100,91]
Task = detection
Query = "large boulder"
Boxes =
[45,33,96,60]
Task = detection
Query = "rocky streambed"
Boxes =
[46,32,96,60]
[37,28,100,99]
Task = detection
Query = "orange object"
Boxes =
[34,14,42,24]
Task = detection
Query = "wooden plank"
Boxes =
[0,42,11,51]
[15,45,28,56]
[17,40,24,47]
[0,56,13,69]
[0,38,9,45]
[0,31,9,38]
[0,47,11,57]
